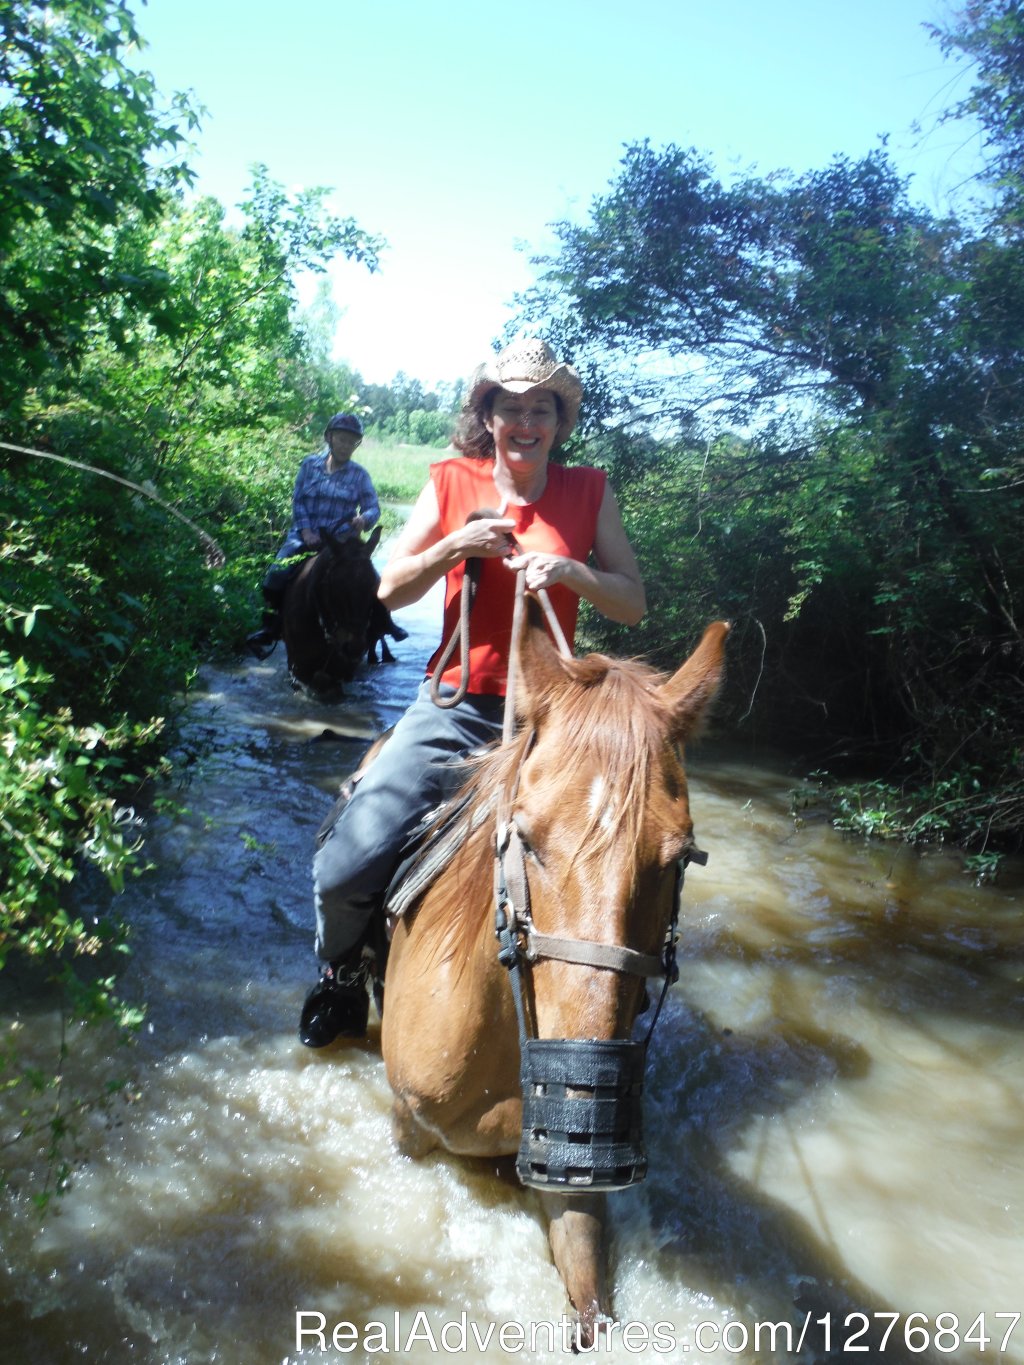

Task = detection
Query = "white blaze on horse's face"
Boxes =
[586,773,618,834]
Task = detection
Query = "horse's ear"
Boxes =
[659,620,730,742]
[514,595,570,725]
[365,524,382,554]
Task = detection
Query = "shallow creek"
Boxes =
[2,578,1022,1365]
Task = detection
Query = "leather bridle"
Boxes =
[431,553,707,1189]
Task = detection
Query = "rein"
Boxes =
[312,551,343,649]
[430,511,571,713]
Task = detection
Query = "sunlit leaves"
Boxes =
[517,127,1024,846]
[0,0,200,413]
[930,0,1024,218]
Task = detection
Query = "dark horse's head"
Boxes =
[282,526,383,694]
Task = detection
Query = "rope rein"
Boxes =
[428,555,481,709]
[428,516,572,714]
[425,515,707,1049]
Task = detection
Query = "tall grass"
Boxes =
[357,438,443,505]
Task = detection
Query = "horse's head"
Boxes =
[497,598,729,1188]
[308,527,384,683]
[508,598,728,1039]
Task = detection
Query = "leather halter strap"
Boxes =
[490,572,709,1051]
[426,549,708,1038]
[496,820,664,979]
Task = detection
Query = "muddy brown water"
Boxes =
[2,579,1022,1364]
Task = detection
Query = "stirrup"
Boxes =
[298,959,369,1047]
[245,628,278,660]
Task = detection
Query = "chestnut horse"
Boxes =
[380,600,729,1343]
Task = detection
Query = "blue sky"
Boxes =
[134,0,978,389]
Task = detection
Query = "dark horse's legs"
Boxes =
[366,599,408,665]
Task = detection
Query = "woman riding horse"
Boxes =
[300,338,646,1046]
[245,411,405,659]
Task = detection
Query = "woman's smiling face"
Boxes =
[485,388,561,469]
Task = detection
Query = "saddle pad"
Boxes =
[384,795,493,924]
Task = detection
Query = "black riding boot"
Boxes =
[244,590,284,659]
[366,599,409,664]
[298,949,370,1047]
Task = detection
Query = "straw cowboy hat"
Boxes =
[463,339,583,447]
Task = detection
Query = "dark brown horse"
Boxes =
[281,527,391,694]
[380,600,729,1344]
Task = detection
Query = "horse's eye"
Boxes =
[513,815,542,864]
[661,829,693,866]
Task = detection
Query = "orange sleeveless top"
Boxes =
[426,458,607,696]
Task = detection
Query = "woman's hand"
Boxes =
[503,549,577,593]
[378,485,519,610]
[501,487,645,625]
[301,528,322,547]
[457,517,518,559]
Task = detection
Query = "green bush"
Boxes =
[0,624,158,1205]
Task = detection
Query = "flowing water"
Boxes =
[2,578,1023,1365]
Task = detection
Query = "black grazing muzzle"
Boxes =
[495,822,703,1194]
[516,1037,647,1191]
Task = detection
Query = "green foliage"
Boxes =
[376,404,453,447]
[930,0,1024,218]
[361,372,459,448]
[0,641,155,976]
[0,0,390,1197]
[791,767,1021,879]
[522,141,957,430]
[516,130,1024,846]
[26,166,386,474]
[0,615,155,1202]
[0,0,199,416]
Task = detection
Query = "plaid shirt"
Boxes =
[279,450,380,556]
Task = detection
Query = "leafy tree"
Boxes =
[930,0,1024,218]
[523,143,958,429]
[517,139,1024,848]
[360,372,459,447]
[0,0,198,418]
[0,0,390,1192]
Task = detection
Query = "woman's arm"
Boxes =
[355,466,380,531]
[504,484,646,625]
[377,479,516,610]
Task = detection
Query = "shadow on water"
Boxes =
[2,586,1023,1364]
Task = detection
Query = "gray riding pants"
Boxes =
[312,680,504,961]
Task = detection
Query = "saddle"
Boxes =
[315,738,496,938]
[383,793,492,926]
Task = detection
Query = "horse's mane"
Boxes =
[414,651,680,971]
